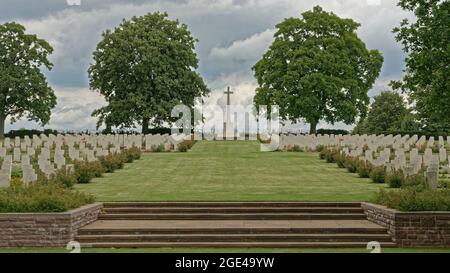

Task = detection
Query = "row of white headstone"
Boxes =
[1,133,191,148]
[0,133,190,188]
[281,134,450,152]
[281,134,450,189]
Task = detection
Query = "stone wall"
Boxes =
[0,203,103,247]
[362,202,450,247]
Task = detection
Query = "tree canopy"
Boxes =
[391,0,450,131]
[0,22,56,138]
[89,12,209,133]
[353,91,419,135]
[253,6,383,134]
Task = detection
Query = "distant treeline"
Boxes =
[374,131,449,139]
[5,129,59,138]
[316,129,349,135]
[3,128,448,139]
[3,128,183,138]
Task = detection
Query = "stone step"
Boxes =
[102,207,364,214]
[77,202,395,249]
[80,241,397,249]
[97,213,367,221]
[103,202,362,208]
[75,233,393,243]
[78,227,389,236]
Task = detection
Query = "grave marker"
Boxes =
[13,148,21,162]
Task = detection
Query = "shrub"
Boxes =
[122,147,141,163]
[152,144,166,153]
[404,173,427,190]
[344,156,358,173]
[71,150,141,184]
[73,160,105,184]
[292,145,303,152]
[325,150,337,163]
[319,148,337,163]
[11,165,22,178]
[319,149,327,160]
[316,145,325,153]
[370,166,386,183]
[10,177,24,187]
[334,153,346,168]
[431,145,439,153]
[0,182,94,213]
[178,142,189,152]
[357,160,372,178]
[49,169,78,188]
[373,188,450,211]
[386,170,405,188]
[99,154,125,173]
[177,140,197,152]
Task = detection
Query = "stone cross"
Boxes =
[223,86,238,140]
[224,86,234,106]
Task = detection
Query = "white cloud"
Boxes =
[210,29,275,62]
[2,0,414,132]
[5,87,106,132]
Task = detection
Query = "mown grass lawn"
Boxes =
[75,141,387,202]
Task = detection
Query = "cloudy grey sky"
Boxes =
[1,0,413,132]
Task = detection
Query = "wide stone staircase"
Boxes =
[76,202,396,248]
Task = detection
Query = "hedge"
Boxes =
[0,180,94,213]
[373,188,450,211]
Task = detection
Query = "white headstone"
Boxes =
[13,148,21,162]
[410,148,419,161]
[22,165,37,185]
[4,138,11,149]
[14,137,20,147]
[439,148,447,163]
[0,156,12,188]
[438,136,445,147]
[426,166,439,190]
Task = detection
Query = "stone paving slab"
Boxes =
[81,219,385,230]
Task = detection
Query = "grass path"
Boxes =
[75,141,386,201]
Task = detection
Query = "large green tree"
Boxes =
[89,12,209,133]
[391,0,450,131]
[253,6,383,134]
[353,91,418,135]
[0,22,56,138]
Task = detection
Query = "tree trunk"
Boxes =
[0,114,5,139]
[309,121,318,135]
[104,123,112,134]
[142,118,149,134]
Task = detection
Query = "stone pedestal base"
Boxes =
[224,122,240,140]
